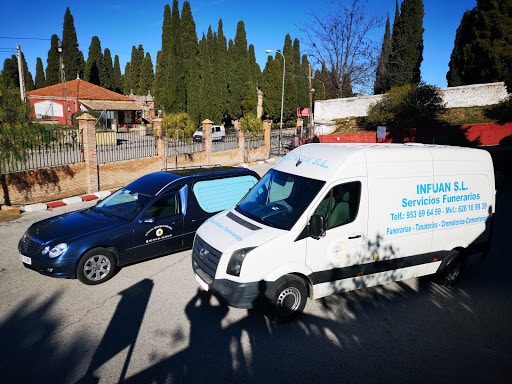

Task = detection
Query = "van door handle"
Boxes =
[348,234,361,239]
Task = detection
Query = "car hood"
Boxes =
[27,208,122,243]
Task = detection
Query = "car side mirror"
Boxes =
[310,214,326,239]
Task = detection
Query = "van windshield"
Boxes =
[235,169,324,230]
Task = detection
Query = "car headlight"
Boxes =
[42,243,68,258]
[226,247,255,277]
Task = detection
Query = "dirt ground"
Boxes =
[0,207,21,223]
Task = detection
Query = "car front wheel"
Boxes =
[77,248,117,285]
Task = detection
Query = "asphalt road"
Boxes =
[0,161,511,384]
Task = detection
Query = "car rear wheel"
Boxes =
[77,248,117,285]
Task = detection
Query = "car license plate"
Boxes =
[195,274,209,291]
[21,254,32,265]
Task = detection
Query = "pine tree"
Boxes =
[45,34,61,86]
[389,0,424,86]
[61,7,84,80]
[34,58,46,89]
[447,0,512,91]
[374,16,392,94]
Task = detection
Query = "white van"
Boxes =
[192,143,496,322]
[193,125,226,142]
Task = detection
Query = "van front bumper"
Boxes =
[195,272,261,309]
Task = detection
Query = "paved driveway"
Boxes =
[0,163,511,383]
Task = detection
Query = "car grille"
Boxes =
[19,234,44,255]
[192,235,221,280]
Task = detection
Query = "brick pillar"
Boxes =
[78,113,99,193]
[237,121,246,162]
[263,120,272,159]
[153,118,166,169]
[201,119,213,164]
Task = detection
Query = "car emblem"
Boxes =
[199,248,209,260]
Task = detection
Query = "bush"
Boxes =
[161,112,196,141]
[239,112,263,135]
[367,83,446,131]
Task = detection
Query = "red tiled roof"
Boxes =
[26,79,131,101]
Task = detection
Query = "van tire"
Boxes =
[264,275,307,323]
[77,248,117,285]
[433,250,466,286]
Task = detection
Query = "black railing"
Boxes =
[0,127,83,173]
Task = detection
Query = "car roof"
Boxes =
[124,166,259,196]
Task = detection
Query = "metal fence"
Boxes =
[0,127,83,173]
[96,128,157,164]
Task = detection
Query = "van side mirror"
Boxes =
[310,214,326,239]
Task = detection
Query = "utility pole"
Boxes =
[308,63,313,137]
[16,45,26,101]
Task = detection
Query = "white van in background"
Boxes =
[192,143,496,322]
[193,125,226,142]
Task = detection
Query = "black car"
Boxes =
[19,166,260,285]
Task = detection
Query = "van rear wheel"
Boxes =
[433,250,466,286]
[265,275,307,323]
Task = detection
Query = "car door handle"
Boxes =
[348,234,361,239]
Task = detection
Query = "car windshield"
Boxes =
[235,169,325,230]
[93,188,152,220]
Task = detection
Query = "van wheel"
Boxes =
[77,248,117,285]
[433,250,466,286]
[265,275,307,322]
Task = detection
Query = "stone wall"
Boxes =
[314,82,509,134]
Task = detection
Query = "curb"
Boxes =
[21,190,116,213]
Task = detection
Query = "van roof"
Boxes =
[275,143,491,181]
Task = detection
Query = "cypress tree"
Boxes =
[112,55,122,93]
[227,21,257,119]
[447,0,512,91]
[138,53,154,95]
[2,56,19,89]
[153,4,172,110]
[180,1,200,122]
[374,16,392,94]
[123,45,144,94]
[61,7,84,80]
[84,36,105,86]
[389,0,424,86]
[45,34,61,86]
[20,51,34,92]
[34,58,46,89]
[215,19,230,125]
[197,28,217,123]
[103,48,114,91]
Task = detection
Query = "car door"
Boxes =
[306,180,366,296]
[130,190,185,262]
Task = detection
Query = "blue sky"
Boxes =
[1,0,476,91]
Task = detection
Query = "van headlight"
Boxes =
[42,243,68,258]
[227,247,255,277]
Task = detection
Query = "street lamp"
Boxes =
[265,49,285,155]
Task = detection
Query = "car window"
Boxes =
[193,175,259,213]
[144,192,180,220]
[94,188,151,220]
